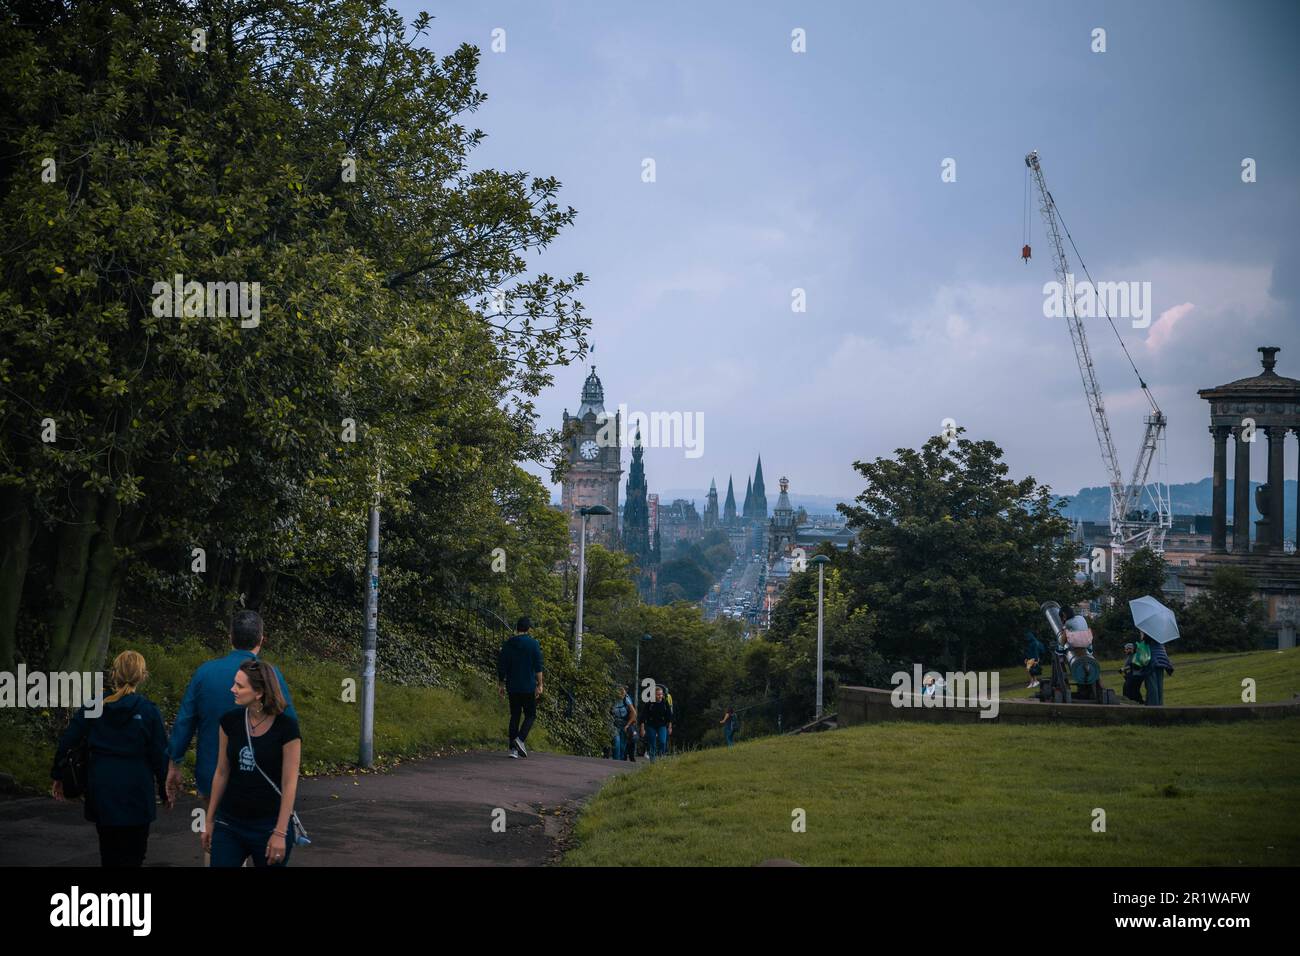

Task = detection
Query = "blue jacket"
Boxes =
[1150,641,1174,674]
[52,693,168,826]
[497,634,544,694]
[167,650,296,796]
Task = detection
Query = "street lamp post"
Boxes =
[635,632,651,703]
[812,554,830,719]
[575,505,612,664]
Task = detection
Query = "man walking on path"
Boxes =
[498,617,544,757]
[167,610,297,801]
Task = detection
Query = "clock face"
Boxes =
[580,439,599,461]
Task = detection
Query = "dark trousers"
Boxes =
[1122,673,1145,703]
[508,691,537,746]
[96,823,150,867]
[210,814,292,868]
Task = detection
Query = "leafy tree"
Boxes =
[0,1,587,670]
[1092,546,1170,654]
[837,431,1076,671]
[1180,566,1269,652]
[658,557,713,602]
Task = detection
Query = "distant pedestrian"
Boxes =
[167,611,297,802]
[51,650,173,867]
[640,686,674,760]
[1144,636,1174,707]
[497,617,544,758]
[1024,630,1044,689]
[202,659,302,867]
[1121,641,1145,703]
[720,706,737,746]
[610,685,636,760]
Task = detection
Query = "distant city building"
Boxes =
[658,498,703,547]
[622,427,659,582]
[768,476,797,561]
[560,367,622,548]
[742,456,768,523]
[723,476,738,525]
[704,478,720,529]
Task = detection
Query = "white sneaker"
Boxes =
[514,737,528,758]
[508,748,519,758]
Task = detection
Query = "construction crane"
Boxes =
[1023,150,1170,567]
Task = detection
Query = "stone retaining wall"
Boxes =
[837,686,1300,726]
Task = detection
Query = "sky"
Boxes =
[394,0,1300,505]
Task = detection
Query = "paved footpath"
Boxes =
[0,751,635,867]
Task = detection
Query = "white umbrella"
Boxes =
[1129,595,1180,644]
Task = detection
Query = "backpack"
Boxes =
[59,736,91,800]
[1133,641,1151,668]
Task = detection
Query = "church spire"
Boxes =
[752,455,767,520]
[723,476,737,525]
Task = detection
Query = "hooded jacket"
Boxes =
[52,693,169,826]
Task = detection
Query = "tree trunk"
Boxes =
[47,486,99,667]
[61,495,121,672]
[219,560,244,622]
[0,488,33,670]
[88,566,124,673]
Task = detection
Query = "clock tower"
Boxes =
[561,367,623,549]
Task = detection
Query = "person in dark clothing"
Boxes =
[203,659,302,867]
[1144,636,1174,706]
[167,609,297,804]
[497,617,544,758]
[640,685,674,760]
[1120,641,1146,703]
[51,650,172,866]
[720,706,737,746]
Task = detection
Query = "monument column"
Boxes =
[1211,425,1229,553]
[1266,425,1286,553]
[1233,425,1251,553]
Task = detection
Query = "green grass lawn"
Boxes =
[995,646,1300,705]
[565,718,1300,866]
[0,634,546,793]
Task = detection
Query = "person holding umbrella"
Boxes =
[1129,596,1178,707]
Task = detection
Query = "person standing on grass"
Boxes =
[167,610,297,803]
[202,659,301,867]
[497,616,544,758]
[610,685,636,760]
[640,685,674,760]
[1143,635,1174,707]
[1121,641,1146,704]
[51,650,174,867]
[1023,629,1044,689]
[720,705,737,746]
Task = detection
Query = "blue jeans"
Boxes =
[724,725,734,747]
[1144,667,1165,707]
[611,728,626,760]
[210,814,292,868]
[648,725,669,760]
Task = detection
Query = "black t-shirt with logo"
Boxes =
[218,708,301,821]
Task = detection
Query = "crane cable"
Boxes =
[1045,189,1159,415]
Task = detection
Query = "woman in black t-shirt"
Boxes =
[202,659,302,867]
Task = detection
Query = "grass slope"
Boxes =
[566,718,1300,867]
[0,634,543,793]
[996,647,1300,704]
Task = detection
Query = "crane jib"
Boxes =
[1023,150,1171,557]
